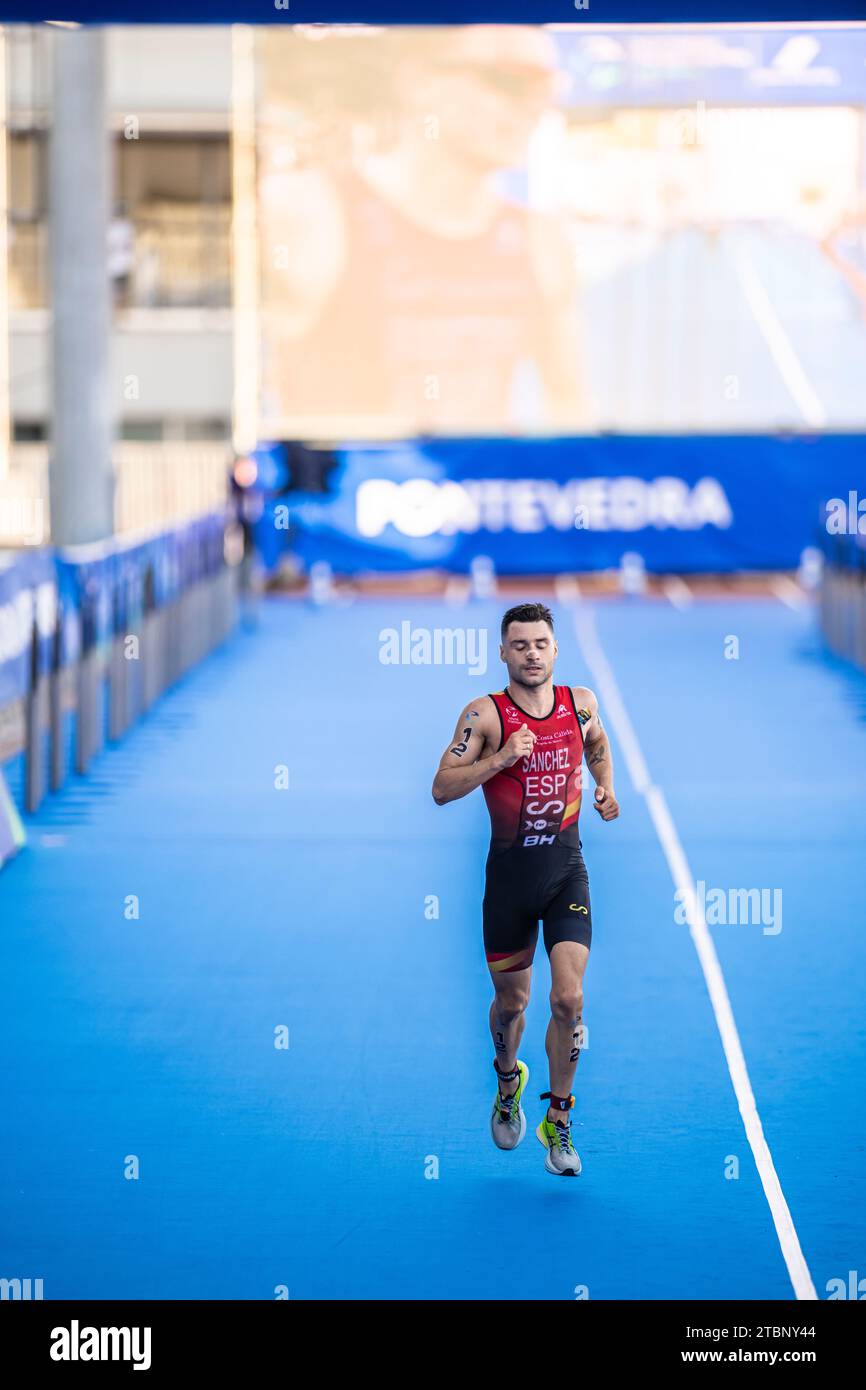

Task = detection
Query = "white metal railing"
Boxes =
[0,441,231,546]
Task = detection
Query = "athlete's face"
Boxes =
[500,621,557,689]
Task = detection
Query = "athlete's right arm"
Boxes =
[431,701,535,806]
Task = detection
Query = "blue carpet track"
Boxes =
[1,594,863,1298]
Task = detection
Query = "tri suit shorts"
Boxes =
[483,839,592,973]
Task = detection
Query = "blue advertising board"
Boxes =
[282,434,866,574]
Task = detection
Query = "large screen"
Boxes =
[253,24,866,439]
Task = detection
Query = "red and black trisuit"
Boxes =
[482,685,592,974]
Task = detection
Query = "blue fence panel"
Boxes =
[0,550,58,708]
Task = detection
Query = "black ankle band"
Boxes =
[494,1060,519,1083]
[540,1091,574,1111]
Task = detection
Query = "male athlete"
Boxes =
[432,603,619,1176]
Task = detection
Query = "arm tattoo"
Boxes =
[450,727,472,757]
[588,743,607,767]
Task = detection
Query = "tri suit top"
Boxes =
[482,685,594,971]
[483,685,586,852]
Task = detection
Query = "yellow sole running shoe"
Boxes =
[536,1116,582,1176]
[490,1060,529,1150]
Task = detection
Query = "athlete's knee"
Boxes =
[550,987,583,1024]
[495,986,530,1022]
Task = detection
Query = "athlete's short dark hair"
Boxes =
[500,603,555,640]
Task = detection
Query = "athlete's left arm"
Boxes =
[572,687,620,823]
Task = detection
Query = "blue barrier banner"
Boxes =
[0,550,58,708]
[0,765,26,864]
[285,435,866,574]
[56,511,229,659]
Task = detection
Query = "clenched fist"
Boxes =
[499,722,537,768]
[593,786,620,822]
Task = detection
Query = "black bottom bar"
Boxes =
[2,1297,860,1374]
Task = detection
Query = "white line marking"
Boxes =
[730,242,826,429]
[662,576,693,610]
[770,576,807,611]
[573,606,818,1301]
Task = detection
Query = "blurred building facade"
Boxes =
[5,25,234,543]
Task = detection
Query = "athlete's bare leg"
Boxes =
[488,967,531,1096]
[545,942,590,1120]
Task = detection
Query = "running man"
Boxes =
[432,602,619,1176]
